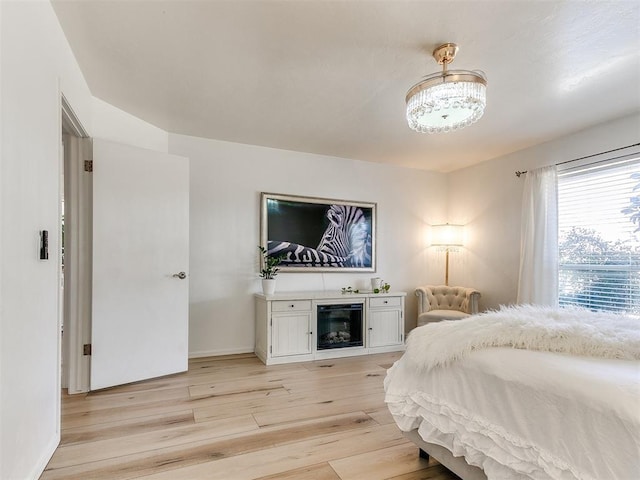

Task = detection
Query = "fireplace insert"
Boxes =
[317,303,364,350]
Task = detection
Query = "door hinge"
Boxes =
[83,344,92,355]
[84,160,93,172]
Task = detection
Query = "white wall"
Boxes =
[448,113,640,310]
[0,2,93,479]
[169,134,447,357]
[0,3,172,478]
[92,96,169,152]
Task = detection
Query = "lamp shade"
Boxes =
[431,224,464,246]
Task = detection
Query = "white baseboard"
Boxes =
[188,347,254,359]
[28,433,59,480]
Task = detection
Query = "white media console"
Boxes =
[254,291,406,365]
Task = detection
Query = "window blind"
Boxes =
[558,156,640,315]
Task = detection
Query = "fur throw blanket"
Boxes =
[405,304,640,371]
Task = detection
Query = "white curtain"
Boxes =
[517,165,559,306]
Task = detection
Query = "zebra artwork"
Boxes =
[316,204,372,267]
[267,241,352,267]
[264,199,374,270]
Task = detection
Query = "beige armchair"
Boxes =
[415,285,481,326]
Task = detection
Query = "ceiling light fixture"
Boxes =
[406,43,487,134]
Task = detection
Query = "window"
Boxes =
[558,155,640,315]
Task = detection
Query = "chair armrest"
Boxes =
[458,287,480,314]
[414,287,431,314]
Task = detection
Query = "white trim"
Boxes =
[61,93,88,138]
[188,347,254,359]
[28,434,59,480]
[56,88,64,437]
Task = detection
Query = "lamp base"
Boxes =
[445,248,450,286]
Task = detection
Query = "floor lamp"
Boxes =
[431,224,464,286]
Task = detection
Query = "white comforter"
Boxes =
[385,325,640,479]
[405,305,640,371]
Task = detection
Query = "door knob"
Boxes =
[172,272,187,279]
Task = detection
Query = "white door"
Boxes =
[91,139,189,390]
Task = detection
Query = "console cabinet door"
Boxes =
[369,309,403,348]
[272,313,312,357]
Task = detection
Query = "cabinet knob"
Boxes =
[368,327,373,331]
[383,300,388,304]
[309,331,313,335]
[289,304,295,308]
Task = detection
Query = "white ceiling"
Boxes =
[52,0,640,172]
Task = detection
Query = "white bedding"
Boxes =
[405,305,640,372]
[385,347,640,480]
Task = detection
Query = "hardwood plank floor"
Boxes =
[42,352,458,480]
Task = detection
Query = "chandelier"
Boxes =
[406,43,487,134]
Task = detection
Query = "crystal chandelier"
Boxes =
[406,43,487,134]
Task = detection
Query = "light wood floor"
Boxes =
[42,352,458,480]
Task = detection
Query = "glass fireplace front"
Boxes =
[317,303,364,350]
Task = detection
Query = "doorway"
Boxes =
[59,96,190,396]
[60,95,92,394]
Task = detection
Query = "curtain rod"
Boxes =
[514,142,640,177]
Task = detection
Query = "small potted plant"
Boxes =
[258,246,284,295]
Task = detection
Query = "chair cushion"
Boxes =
[418,310,470,326]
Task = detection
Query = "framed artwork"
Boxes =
[260,192,376,272]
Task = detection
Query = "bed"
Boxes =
[384,305,640,480]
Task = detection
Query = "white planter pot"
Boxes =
[262,278,276,296]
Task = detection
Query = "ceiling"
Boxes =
[52,1,640,173]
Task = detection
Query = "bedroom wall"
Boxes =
[0,3,175,478]
[168,134,447,357]
[447,113,640,311]
[91,96,169,152]
[0,2,93,479]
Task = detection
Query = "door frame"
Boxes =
[60,93,92,394]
